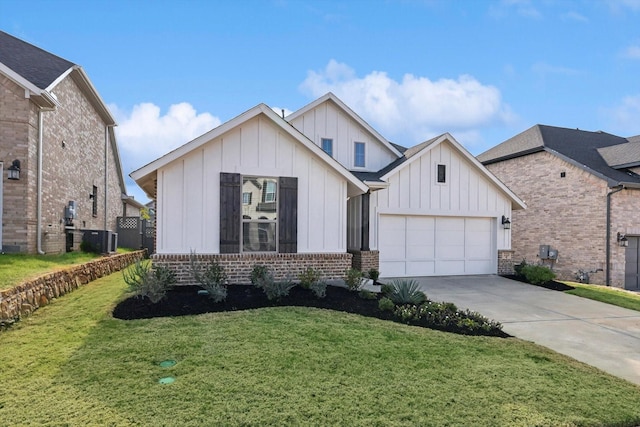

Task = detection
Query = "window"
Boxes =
[437,164,446,183]
[354,142,365,167]
[91,185,98,217]
[321,138,333,156]
[242,192,252,205]
[242,176,277,252]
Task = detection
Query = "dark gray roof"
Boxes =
[0,30,74,89]
[478,124,640,186]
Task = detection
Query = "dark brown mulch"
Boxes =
[112,285,509,338]
[502,275,575,291]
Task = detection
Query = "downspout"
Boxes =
[606,184,624,286]
[104,125,109,230]
[36,109,45,254]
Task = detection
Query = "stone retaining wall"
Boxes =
[153,252,353,285]
[0,250,146,329]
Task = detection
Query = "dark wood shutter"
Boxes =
[361,192,370,251]
[278,177,298,253]
[219,173,241,253]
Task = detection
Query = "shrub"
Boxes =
[521,264,556,285]
[358,289,377,300]
[367,268,380,283]
[514,259,528,277]
[310,280,328,299]
[123,260,176,303]
[387,279,427,305]
[299,267,322,290]
[378,297,395,312]
[263,276,296,301]
[250,265,270,286]
[344,268,367,291]
[392,301,503,335]
[380,283,394,296]
[189,252,228,302]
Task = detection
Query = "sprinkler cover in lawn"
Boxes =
[159,359,176,368]
[158,377,175,384]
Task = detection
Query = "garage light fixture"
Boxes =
[617,232,629,247]
[501,215,511,230]
[7,159,20,180]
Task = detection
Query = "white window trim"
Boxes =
[354,141,366,168]
[435,163,448,185]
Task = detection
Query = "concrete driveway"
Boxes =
[390,275,640,385]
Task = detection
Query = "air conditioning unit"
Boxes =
[82,230,118,253]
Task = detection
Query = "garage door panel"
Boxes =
[379,215,496,277]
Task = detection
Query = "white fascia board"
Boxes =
[66,66,116,125]
[287,92,403,158]
[0,62,59,109]
[131,103,368,197]
[364,181,390,191]
[382,133,527,210]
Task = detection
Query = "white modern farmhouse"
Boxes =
[131,93,525,283]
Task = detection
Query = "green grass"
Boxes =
[565,282,640,312]
[2,272,640,426]
[0,251,101,290]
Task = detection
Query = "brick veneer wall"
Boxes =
[153,252,353,285]
[486,151,610,285]
[0,250,146,329]
[348,250,379,273]
[497,250,515,275]
[1,73,123,254]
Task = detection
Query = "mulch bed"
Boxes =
[113,285,510,338]
[501,275,575,291]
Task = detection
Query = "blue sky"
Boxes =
[2,0,640,203]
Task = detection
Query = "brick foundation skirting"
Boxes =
[348,250,379,273]
[0,250,147,330]
[152,252,353,285]
[498,250,515,275]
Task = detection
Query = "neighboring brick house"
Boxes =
[478,125,640,290]
[0,31,136,253]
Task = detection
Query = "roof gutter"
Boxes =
[606,184,625,286]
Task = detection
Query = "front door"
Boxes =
[625,237,640,291]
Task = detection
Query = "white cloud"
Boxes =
[489,0,542,19]
[300,60,515,147]
[606,0,640,12]
[562,11,589,22]
[608,95,640,134]
[623,44,640,59]
[532,62,580,76]
[111,102,221,201]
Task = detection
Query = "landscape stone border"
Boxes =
[0,250,146,330]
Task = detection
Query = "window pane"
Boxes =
[354,142,365,167]
[321,138,333,156]
[242,177,277,220]
[243,222,276,252]
[437,164,446,183]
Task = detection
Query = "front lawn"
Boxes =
[2,272,640,426]
[0,251,100,290]
[564,282,640,312]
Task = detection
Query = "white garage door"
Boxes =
[379,215,495,277]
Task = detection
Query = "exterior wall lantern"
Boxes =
[501,215,511,230]
[617,232,629,247]
[7,159,20,180]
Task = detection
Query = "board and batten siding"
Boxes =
[362,140,513,251]
[289,100,397,172]
[156,114,348,254]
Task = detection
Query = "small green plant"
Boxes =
[310,280,328,299]
[189,252,228,303]
[378,297,395,312]
[344,268,367,291]
[514,259,528,277]
[521,264,556,285]
[122,260,176,303]
[358,289,377,300]
[299,267,322,290]
[367,268,380,284]
[380,283,393,296]
[250,264,270,286]
[387,279,427,305]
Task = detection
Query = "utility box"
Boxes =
[539,245,550,259]
[548,249,559,260]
